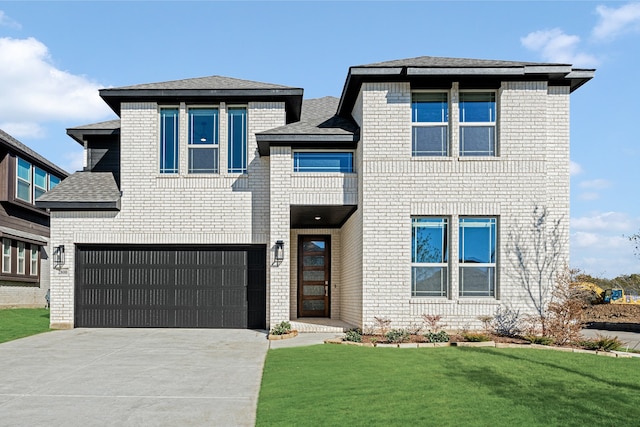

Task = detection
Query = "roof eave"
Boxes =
[256,134,358,156]
[66,127,121,146]
[35,200,121,211]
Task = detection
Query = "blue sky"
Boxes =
[0,1,638,278]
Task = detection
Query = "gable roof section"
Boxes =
[67,119,121,145]
[338,55,595,116]
[35,171,120,210]
[256,97,358,156]
[100,75,304,123]
[0,129,68,177]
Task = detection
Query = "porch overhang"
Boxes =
[290,205,357,228]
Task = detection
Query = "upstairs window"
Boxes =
[34,167,47,200]
[293,152,354,173]
[412,92,449,157]
[459,217,497,297]
[16,157,32,202]
[228,107,247,173]
[459,92,496,156]
[50,175,61,189]
[160,108,180,174]
[411,217,448,297]
[188,108,219,174]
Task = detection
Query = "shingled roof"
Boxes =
[355,56,562,68]
[100,75,304,123]
[0,129,68,177]
[256,97,358,155]
[35,171,120,210]
[67,119,121,145]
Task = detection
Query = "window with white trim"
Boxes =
[17,241,25,275]
[228,107,247,173]
[459,217,497,297]
[459,92,496,156]
[34,167,47,200]
[412,92,449,156]
[30,245,38,276]
[188,108,219,174]
[2,238,11,273]
[15,157,62,204]
[16,157,32,202]
[411,217,448,297]
[160,108,179,174]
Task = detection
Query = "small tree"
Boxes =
[545,267,586,345]
[509,206,566,334]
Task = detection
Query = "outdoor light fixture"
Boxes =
[53,245,65,268]
[274,240,285,264]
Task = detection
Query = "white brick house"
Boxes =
[37,57,594,331]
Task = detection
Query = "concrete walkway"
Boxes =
[0,328,269,427]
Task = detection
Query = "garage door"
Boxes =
[75,245,266,329]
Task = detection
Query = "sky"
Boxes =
[0,0,638,278]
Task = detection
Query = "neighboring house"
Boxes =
[0,129,68,308]
[37,56,594,330]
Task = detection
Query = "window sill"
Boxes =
[457,156,500,161]
[409,298,499,305]
[410,157,454,161]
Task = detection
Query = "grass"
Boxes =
[0,308,51,344]
[257,345,640,426]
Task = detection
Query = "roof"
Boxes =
[100,75,304,123]
[0,129,68,178]
[35,171,120,210]
[67,119,121,145]
[338,55,595,116]
[256,97,358,155]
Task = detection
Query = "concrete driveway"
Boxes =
[0,328,269,426]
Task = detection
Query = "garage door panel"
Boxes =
[75,245,265,329]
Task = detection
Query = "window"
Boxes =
[412,92,449,156]
[228,107,247,173]
[30,245,38,276]
[293,152,354,173]
[16,157,32,202]
[2,238,11,273]
[34,167,47,200]
[459,92,496,156]
[50,175,61,189]
[411,217,448,297]
[459,218,496,297]
[188,108,219,173]
[160,108,180,174]
[17,241,25,274]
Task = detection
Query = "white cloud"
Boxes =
[0,37,113,137]
[0,121,45,139]
[521,28,599,67]
[579,192,600,201]
[570,160,583,176]
[62,150,85,173]
[572,231,628,249]
[593,3,640,41]
[571,211,636,232]
[579,178,611,190]
[0,11,21,29]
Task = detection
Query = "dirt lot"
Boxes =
[582,304,640,323]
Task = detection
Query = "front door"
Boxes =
[298,235,330,317]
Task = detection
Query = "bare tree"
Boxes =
[509,206,566,334]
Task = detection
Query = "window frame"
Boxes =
[292,151,355,173]
[411,91,450,157]
[30,245,38,276]
[188,107,220,174]
[33,166,48,201]
[458,217,497,297]
[2,238,11,274]
[17,241,25,275]
[16,157,33,202]
[227,106,248,174]
[458,91,497,157]
[159,107,180,174]
[411,217,449,298]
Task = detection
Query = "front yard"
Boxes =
[0,308,51,344]
[257,345,640,426]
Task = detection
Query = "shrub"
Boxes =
[579,334,623,352]
[344,328,362,343]
[373,316,392,336]
[421,314,446,333]
[491,307,522,337]
[462,333,492,342]
[524,335,555,346]
[424,331,450,343]
[385,329,410,343]
[270,321,292,336]
[544,267,586,345]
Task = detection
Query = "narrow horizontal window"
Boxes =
[293,152,354,173]
[412,92,449,157]
[411,217,448,297]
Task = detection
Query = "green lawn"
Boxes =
[257,345,640,426]
[0,308,51,344]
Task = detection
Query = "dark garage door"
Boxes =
[75,245,266,329]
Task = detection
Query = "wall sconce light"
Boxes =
[274,240,285,264]
[53,245,65,268]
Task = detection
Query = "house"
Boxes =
[0,129,67,308]
[36,56,594,331]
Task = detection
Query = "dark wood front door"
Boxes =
[298,236,330,317]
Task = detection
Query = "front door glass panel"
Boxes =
[298,236,330,317]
